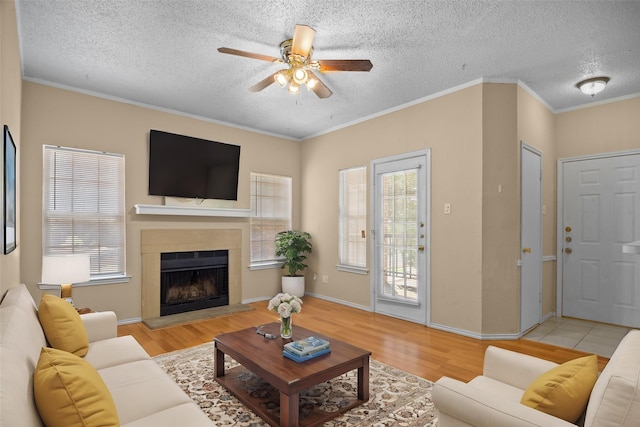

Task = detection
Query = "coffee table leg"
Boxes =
[214,346,225,378]
[357,357,370,401]
[280,391,299,427]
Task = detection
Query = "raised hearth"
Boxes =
[140,229,242,320]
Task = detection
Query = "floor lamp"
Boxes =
[41,254,91,305]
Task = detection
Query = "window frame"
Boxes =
[337,165,368,274]
[249,172,292,270]
[41,145,129,287]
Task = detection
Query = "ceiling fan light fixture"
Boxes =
[288,82,300,94]
[306,77,318,90]
[274,70,290,88]
[576,76,610,97]
[292,68,308,84]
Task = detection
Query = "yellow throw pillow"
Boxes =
[38,294,89,357]
[34,347,120,427]
[520,354,598,422]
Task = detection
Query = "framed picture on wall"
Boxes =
[4,125,16,254]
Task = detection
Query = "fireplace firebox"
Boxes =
[160,250,229,316]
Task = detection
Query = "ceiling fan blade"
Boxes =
[217,47,280,63]
[248,72,279,92]
[317,59,373,72]
[291,24,316,57]
[307,70,332,99]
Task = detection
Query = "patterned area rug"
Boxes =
[154,342,438,426]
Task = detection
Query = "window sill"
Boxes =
[249,261,284,271]
[336,264,368,275]
[39,275,131,290]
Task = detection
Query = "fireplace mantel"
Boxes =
[135,204,251,218]
[140,229,242,320]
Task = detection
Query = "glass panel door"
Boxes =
[372,150,430,324]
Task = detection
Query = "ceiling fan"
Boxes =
[218,24,373,99]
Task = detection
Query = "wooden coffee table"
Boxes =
[214,322,371,427]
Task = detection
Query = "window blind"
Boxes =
[250,172,292,264]
[339,166,367,268]
[43,145,126,278]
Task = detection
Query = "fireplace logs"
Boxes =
[160,250,229,316]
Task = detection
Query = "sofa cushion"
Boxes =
[34,347,120,427]
[584,329,640,427]
[84,335,151,370]
[520,354,598,422]
[1,291,49,427]
[98,359,193,425]
[120,403,214,427]
[38,294,89,357]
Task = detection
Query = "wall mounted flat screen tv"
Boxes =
[148,130,241,200]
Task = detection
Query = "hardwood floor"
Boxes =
[118,296,609,383]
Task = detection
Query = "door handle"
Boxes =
[418,245,425,252]
[564,247,572,254]
[522,247,532,253]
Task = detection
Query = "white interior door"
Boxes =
[521,143,542,333]
[371,150,430,324]
[561,153,640,327]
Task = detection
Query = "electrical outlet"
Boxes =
[322,275,329,283]
[444,203,451,214]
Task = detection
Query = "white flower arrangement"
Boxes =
[267,292,303,318]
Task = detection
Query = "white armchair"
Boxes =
[433,330,640,427]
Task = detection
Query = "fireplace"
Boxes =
[140,228,242,321]
[160,250,229,316]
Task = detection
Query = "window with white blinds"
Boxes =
[43,145,126,279]
[338,166,368,272]
[250,172,292,267]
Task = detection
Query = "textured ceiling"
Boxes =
[15,1,640,140]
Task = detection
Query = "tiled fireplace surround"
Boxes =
[140,229,242,320]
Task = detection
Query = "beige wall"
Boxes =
[302,85,486,333]
[0,0,22,295]
[20,82,301,320]
[556,97,640,159]
[481,84,520,334]
[517,87,557,319]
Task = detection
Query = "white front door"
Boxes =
[371,150,430,324]
[521,143,542,333]
[561,153,640,327]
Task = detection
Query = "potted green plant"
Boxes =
[274,230,312,297]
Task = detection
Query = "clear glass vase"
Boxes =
[280,315,292,339]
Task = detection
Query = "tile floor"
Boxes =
[523,316,632,358]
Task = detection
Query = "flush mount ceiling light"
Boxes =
[576,77,610,97]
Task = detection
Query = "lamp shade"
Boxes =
[41,254,91,285]
[622,240,640,255]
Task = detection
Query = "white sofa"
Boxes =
[433,329,640,426]
[0,284,214,427]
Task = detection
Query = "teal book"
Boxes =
[283,347,331,362]
[284,336,330,356]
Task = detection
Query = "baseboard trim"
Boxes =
[429,322,521,341]
[303,292,373,312]
[118,316,142,325]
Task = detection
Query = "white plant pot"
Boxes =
[282,276,305,298]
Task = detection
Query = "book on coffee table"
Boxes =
[283,346,331,362]
[284,336,330,356]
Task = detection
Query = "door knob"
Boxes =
[522,247,532,253]
[564,248,572,254]
[418,245,425,251]
[565,226,572,232]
